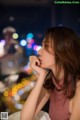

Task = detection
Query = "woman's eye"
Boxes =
[44,44,49,46]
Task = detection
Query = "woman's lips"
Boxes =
[40,59,43,62]
[37,57,42,61]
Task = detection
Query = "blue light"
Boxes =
[20,39,27,46]
[26,33,33,39]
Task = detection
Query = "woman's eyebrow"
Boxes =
[42,42,48,46]
[42,41,50,44]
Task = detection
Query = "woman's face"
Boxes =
[37,40,55,69]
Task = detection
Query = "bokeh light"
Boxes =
[12,33,19,39]
[27,44,32,49]
[20,39,27,46]
[26,33,33,39]
[36,46,42,51]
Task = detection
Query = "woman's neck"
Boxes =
[51,67,64,82]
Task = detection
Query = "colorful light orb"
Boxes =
[12,33,19,39]
[14,95,20,101]
[37,46,42,51]
[20,39,27,46]
[15,103,23,109]
[0,39,5,45]
[33,45,38,51]
[26,33,33,39]
[27,38,34,44]
[4,91,8,97]
[17,89,24,96]
[33,45,42,51]
[27,44,32,49]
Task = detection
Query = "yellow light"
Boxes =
[12,88,17,92]
[12,88,17,96]
[4,91,8,97]
[17,83,23,89]
[12,91,17,96]
[22,81,26,86]
[12,33,19,39]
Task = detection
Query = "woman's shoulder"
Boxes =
[70,80,80,119]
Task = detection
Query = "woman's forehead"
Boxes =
[42,39,53,46]
[42,39,51,44]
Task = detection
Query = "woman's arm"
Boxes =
[20,75,50,120]
[34,87,51,116]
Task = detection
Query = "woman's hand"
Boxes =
[29,55,49,78]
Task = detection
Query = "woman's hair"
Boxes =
[43,26,80,99]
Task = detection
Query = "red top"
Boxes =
[49,76,71,120]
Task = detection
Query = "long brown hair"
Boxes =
[43,26,80,99]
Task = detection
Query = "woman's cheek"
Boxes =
[40,63,49,69]
[40,62,46,68]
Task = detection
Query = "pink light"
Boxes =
[31,39,34,44]
[36,46,42,51]
[27,44,32,48]
[27,38,34,44]
[0,39,6,45]
[33,45,38,51]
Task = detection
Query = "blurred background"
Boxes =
[0,0,80,116]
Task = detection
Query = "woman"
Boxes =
[20,26,80,120]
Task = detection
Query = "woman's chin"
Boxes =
[41,65,53,70]
[40,64,49,69]
[40,64,45,68]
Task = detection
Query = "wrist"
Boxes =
[38,74,46,80]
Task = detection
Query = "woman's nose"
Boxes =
[37,48,42,56]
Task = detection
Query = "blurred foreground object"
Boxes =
[0,26,25,75]
[8,111,51,120]
[2,74,37,113]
